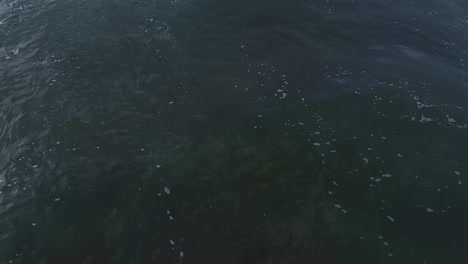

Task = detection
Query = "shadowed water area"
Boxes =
[1,0,468,263]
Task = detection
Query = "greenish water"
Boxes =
[1,0,468,263]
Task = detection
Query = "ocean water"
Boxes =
[1,0,468,263]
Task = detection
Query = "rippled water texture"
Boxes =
[1,0,468,263]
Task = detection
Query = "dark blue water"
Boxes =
[1,0,468,263]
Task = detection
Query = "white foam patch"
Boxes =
[419,115,432,123]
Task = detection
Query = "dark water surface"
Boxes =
[1,0,468,263]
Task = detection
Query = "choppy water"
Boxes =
[1,0,468,263]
